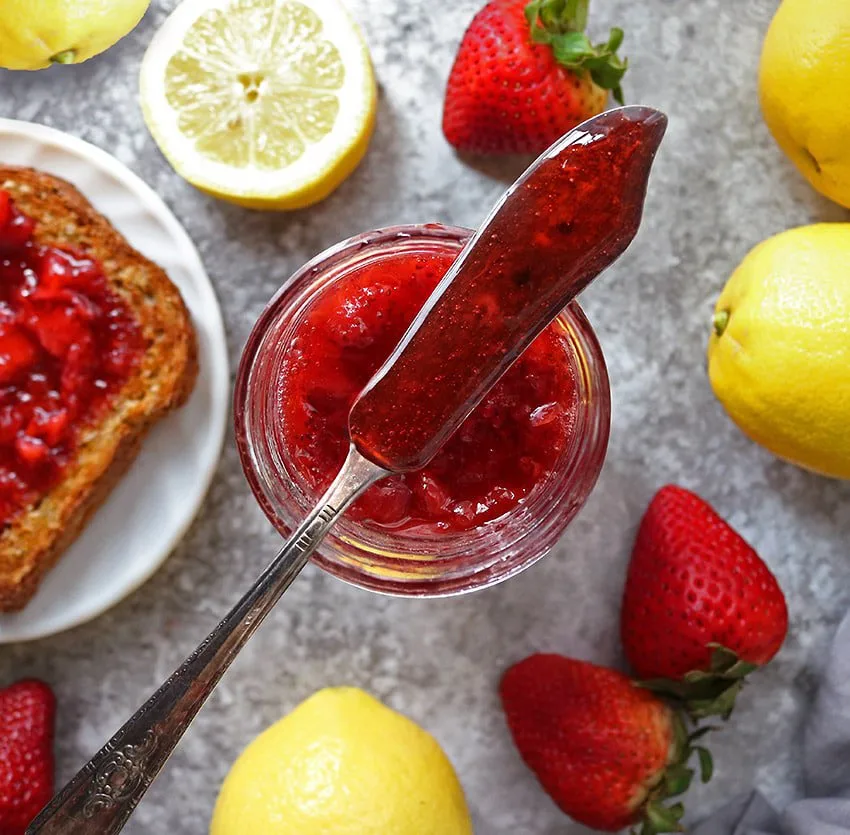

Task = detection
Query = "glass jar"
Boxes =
[234,224,611,596]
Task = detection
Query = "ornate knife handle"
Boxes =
[27,446,385,835]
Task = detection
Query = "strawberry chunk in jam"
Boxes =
[277,246,579,533]
[0,190,144,526]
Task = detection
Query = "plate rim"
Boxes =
[0,117,230,643]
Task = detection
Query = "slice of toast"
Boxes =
[0,167,198,612]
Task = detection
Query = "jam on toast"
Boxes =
[0,167,198,611]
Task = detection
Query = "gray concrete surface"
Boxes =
[2,0,850,832]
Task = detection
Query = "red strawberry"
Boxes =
[501,654,712,833]
[442,0,628,155]
[621,485,788,718]
[0,680,56,835]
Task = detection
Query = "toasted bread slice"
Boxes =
[0,167,198,612]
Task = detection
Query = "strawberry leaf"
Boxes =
[637,646,761,720]
[524,0,628,100]
[635,678,691,699]
[526,0,589,34]
[664,764,694,797]
[607,26,624,53]
[725,660,760,679]
[526,2,553,43]
[565,0,589,32]
[644,801,685,833]
[695,746,714,783]
[634,707,718,835]
[688,680,744,720]
[683,669,715,684]
[688,725,717,742]
[550,32,595,65]
[670,710,690,757]
[581,46,628,103]
[540,0,564,30]
[709,644,740,672]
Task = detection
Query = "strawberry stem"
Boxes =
[524,0,628,103]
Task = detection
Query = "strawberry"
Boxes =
[0,680,56,835]
[442,0,628,155]
[621,485,788,719]
[501,655,712,834]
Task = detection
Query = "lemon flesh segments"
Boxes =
[140,0,376,209]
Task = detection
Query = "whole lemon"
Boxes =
[759,0,850,207]
[210,687,473,835]
[708,224,850,479]
[0,0,150,70]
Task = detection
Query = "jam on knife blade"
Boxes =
[349,106,667,473]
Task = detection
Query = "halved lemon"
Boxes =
[139,0,376,209]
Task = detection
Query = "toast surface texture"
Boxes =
[0,167,198,612]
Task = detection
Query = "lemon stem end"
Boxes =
[50,50,76,65]
[712,309,730,337]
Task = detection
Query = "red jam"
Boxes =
[0,191,144,526]
[278,245,579,533]
[350,108,666,472]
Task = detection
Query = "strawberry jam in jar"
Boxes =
[235,225,610,595]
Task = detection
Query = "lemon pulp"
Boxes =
[165,0,342,169]
[140,0,376,209]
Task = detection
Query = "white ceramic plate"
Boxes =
[0,119,229,643]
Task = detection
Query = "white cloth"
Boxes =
[694,611,850,835]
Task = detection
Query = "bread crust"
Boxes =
[0,167,198,612]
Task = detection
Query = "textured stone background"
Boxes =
[2,0,850,832]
